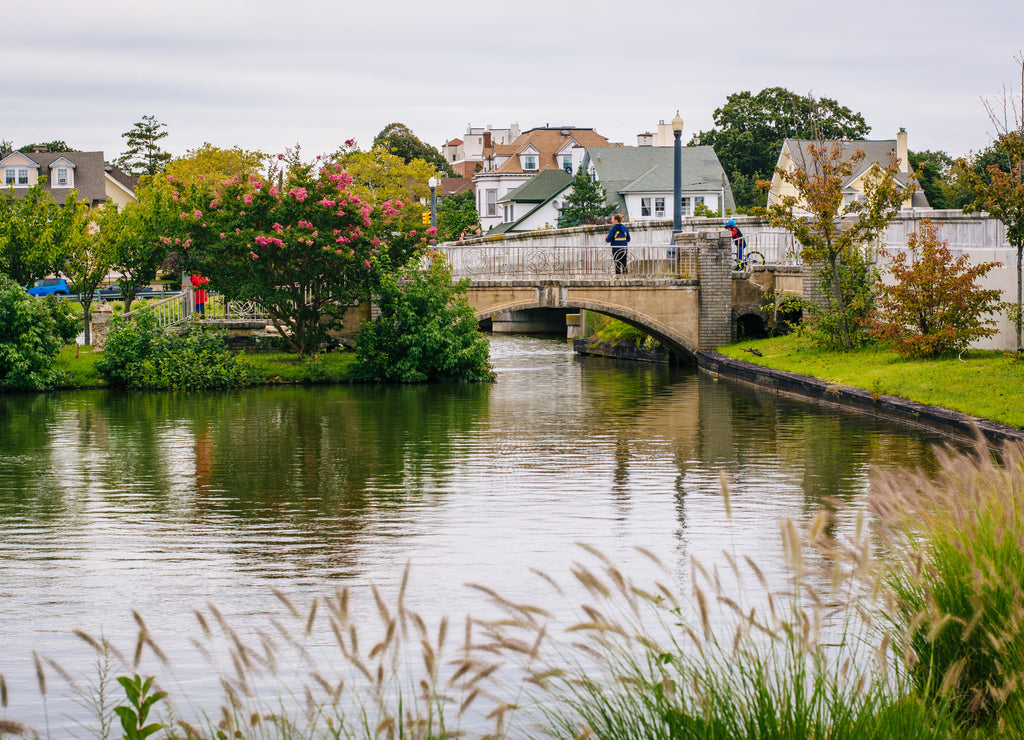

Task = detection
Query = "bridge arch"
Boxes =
[472,296,699,362]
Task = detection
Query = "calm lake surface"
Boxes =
[0,335,959,731]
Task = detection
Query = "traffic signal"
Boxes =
[422,212,430,226]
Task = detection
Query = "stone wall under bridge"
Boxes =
[460,231,809,362]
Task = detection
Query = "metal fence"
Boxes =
[122,290,270,329]
[438,243,700,280]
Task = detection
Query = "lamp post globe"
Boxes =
[428,176,439,230]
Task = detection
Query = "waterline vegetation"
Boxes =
[5,440,1024,738]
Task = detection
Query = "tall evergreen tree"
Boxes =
[116,115,172,177]
[557,169,615,227]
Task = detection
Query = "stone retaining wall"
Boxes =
[697,350,1024,447]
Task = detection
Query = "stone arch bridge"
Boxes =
[440,231,809,362]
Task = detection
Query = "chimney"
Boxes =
[483,132,491,148]
[32,144,49,153]
[897,128,908,174]
[637,132,653,147]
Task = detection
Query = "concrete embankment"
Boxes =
[697,350,1024,447]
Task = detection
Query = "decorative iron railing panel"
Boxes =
[439,244,699,280]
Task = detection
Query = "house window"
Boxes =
[560,155,572,173]
[641,197,652,217]
[55,167,70,186]
[503,204,513,222]
[655,197,665,217]
[522,155,538,171]
[485,189,498,217]
[680,196,691,217]
[5,168,29,186]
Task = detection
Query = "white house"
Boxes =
[582,145,735,222]
[474,126,613,232]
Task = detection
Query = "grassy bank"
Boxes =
[53,345,358,389]
[718,334,1024,429]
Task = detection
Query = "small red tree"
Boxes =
[872,219,1002,358]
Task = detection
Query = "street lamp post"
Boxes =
[672,111,684,236]
[428,176,439,230]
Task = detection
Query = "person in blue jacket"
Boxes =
[725,218,746,260]
[605,213,631,277]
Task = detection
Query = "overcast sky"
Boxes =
[6,0,1022,165]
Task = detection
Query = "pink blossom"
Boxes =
[278,154,285,160]
[364,260,372,268]
[272,223,284,233]
[410,230,417,236]
[371,237,381,247]
[319,198,336,208]
[250,251,259,260]
[289,187,308,203]
[193,209,202,218]
[427,226,437,236]
[269,187,278,197]
[344,138,356,148]
[166,175,174,181]
[198,174,205,181]
[220,232,226,239]
[180,212,188,219]
[243,194,253,206]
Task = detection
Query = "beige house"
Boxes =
[1,149,137,209]
[766,129,929,213]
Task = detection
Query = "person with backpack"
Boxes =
[605,213,631,277]
[725,218,746,260]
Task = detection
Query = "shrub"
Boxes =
[96,311,257,390]
[353,253,493,383]
[872,219,1003,358]
[0,275,79,391]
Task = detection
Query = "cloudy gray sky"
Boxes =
[6,0,1022,164]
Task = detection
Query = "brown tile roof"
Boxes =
[493,127,611,174]
[446,138,463,146]
[441,177,473,196]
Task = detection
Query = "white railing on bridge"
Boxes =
[438,243,699,280]
[122,290,270,330]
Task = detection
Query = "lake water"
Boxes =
[0,335,958,734]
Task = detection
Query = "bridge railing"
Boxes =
[122,290,270,329]
[438,243,699,280]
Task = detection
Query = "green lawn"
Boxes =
[719,334,1024,429]
[54,345,358,388]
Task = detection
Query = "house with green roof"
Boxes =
[487,169,573,234]
[581,145,735,222]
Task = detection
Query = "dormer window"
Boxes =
[522,154,538,171]
[4,167,29,186]
[50,158,75,188]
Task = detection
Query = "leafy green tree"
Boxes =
[116,115,172,177]
[373,122,453,176]
[17,140,75,153]
[63,204,114,345]
[353,253,493,383]
[767,141,907,351]
[0,275,79,390]
[908,150,953,209]
[872,219,1002,357]
[178,157,419,355]
[0,183,85,286]
[557,168,615,227]
[436,189,480,241]
[333,146,436,229]
[102,181,180,312]
[695,88,870,210]
[164,142,268,185]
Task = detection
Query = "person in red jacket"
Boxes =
[190,274,209,316]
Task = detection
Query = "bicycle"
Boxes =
[732,239,764,270]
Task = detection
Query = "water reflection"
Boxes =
[0,335,959,729]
